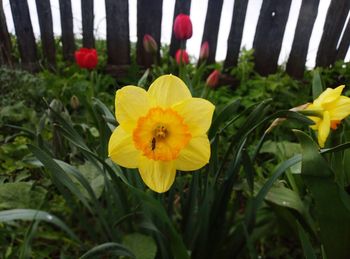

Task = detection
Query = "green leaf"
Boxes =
[123,233,157,259]
[77,162,104,199]
[79,242,135,259]
[0,209,79,242]
[253,154,302,211]
[28,144,95,213]
[312,69,323,100]
[297,222,317,259]
[260,140,301,160]
[0,182,46,210]
[295,130,350,259]
[208,98,240,139]
[257,181,306,214]
[137,69,150,88]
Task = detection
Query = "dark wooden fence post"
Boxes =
[224,0,248,70]
[253,0,292,76]
[136,0,163,68]
[201,0,224,64]
[316,0,350,67]
[286,0,319,79]
[9,0,38,71]
[81,0,94,48]
[58,0,75,61]
[0,0,12,66]
[169,0,191,57]
[105,0,130,74]
[35,0,56,68]
[336,18,350,61]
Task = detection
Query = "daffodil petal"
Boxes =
[314,85,345,106]
[108,126,140,168]
[318,111,330,148]
[139,157,176,193]
[172,98,215,137]
[115,86,151,131]
[329,96,350,120]
[175,135,210,171]
[148,75,191,107]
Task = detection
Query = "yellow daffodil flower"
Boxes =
[108,75,215,193]
[306,85,350,148]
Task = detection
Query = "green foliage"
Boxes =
[122,233,157,259]
[1,46,350,258]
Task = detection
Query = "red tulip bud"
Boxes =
[206,70,220,88]
[143,34,158,53]
[174,14,193,40]
[75,48,98,69]
[199,41,209,60]
[175,49,189,64]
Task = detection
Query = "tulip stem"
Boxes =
[89,70,95,98]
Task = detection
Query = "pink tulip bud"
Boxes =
[199,41,209,60]
[174,14,193,40]
[143,34,158,53]
[175,49,189,64]
[206,70,220,88]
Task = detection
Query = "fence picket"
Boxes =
[0,0,12,65]
[136,0,163,68]
[336,18,350,61]
[224,0,248,70]
[9,0,37,71]
[105,0,130,67]
[169,0,191,57]
[1,0,350,77]
[58,0,75,61]
[81,0,94,48]
[253,0,292,76]
[286,0,319,78]
[316,0,350,67]
[201,0,224,64]
[35,0,56,68]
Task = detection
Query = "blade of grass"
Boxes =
[79,242,135,259]
[0,209,79,242]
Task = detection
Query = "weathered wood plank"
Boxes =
[58,0,75,61]
[105,0,130,65]
[81,0,94,48]
[286,0,319,78]
[35,0,56,67]
[201,0,224,64]
[9,0,38,70]
[224,0,248,69]
[336,18,350,61]
[316,0,350,67]
[136,0,163,67]
[253,0,292,76]
[0,0,12,65]
[169,0,191,57]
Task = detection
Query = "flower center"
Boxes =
[330,120,341,130]
[133,107,191,161]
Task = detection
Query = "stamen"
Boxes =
[155,125,167,139]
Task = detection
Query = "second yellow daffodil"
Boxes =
[306,85,350,147]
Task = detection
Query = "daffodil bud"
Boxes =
[70,95,80,110]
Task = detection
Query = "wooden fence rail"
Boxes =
[0,0,350,79]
